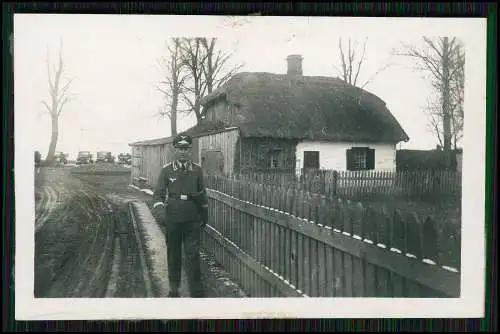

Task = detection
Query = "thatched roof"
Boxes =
[129,120,234,146]
[200,72,409,143]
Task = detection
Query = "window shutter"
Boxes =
[313,151,319,168]
[346,149,354,171]
[367,148,375,170]
[304,151,319,169]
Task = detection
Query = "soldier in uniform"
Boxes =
[152,133,209,298]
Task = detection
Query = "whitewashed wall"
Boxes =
[295,141,397,171]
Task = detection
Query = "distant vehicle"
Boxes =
[96,151,115,163]
[54,152,68,164]
[34,151,41,165]
[117,153,132,165]
[76,151,93,165]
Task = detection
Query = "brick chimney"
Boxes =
[286,54,303,76]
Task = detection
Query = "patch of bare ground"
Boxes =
[112,202,148,298]
[35,191,151,298]
[35,166,248,299]
[34,193,114,298]
[199,250,248,298]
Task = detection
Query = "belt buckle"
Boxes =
[180,194,188,201]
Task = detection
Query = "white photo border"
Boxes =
[14,15,487,320]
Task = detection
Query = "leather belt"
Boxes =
[168,194,192,201]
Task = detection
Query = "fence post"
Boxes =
[423,216,439,263]
[362,204,378,243]
[390,209,405,253]
[405,212,424,259]
[332,198,343,232]
[250,182,256,204]
[317,195,327,226]
[352,202,364,239]
[379,206,391,248]
[342,200,353,235]
[310,194,320,224]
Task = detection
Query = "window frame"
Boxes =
[303,150,320,170]
[267,148,283,169]
[346,147,375,171]
[353,149,368,170]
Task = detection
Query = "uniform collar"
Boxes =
[173,160,193,171]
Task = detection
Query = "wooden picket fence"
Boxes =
[233,169,462,201]
[201,175,461,298]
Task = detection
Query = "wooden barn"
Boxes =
[129,54,410,188]
[129,121,236,188]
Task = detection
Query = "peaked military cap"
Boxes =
[173,133,193,148]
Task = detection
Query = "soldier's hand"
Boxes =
[152,202,165,219]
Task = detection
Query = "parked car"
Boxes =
[117,153,132,165]
[76,151,93,165]
[34,151,41,165]
[95,151,115,163]
[54,152,68,164]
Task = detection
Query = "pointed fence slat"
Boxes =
[233,168,461,201]
[200,174,460,298]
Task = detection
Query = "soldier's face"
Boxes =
[175,146,191,161]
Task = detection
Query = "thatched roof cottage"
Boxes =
[129,55,409,187]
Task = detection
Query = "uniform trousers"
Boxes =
[165,218,205,297]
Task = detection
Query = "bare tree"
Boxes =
[42,40,73,163]
[156,38,188,136]
[335,37,393,89]
[450,44,464,149]
[394,37,465,151]
[180,37,244,123]
[179,38,206,123]
[200,38,244,94]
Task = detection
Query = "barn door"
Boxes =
[201,150,224,175]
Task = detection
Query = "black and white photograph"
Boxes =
[15,14,486,320]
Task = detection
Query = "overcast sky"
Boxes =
[14,15,480,160]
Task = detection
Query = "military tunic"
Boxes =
[152,159,208,297]
[153,160,208,223]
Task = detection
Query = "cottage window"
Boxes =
[354,150,367,169]
[346,147,375,171]
[267,149,282,169]
[303,151,320,169]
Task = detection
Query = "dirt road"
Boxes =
[34,165,246,298]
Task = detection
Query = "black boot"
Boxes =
[191,291,206,298]
[168,290,180,298]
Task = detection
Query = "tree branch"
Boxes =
[57,97,70,116]
[338,38,348,82]
[42,100,52,114]
[393,42,444,82]
[423,37,443,59]
[348,39,354,84]
[359,62,393,89]
[352,38,367,86]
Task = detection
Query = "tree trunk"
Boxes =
[442,37,452,151]
[170,88,178,136]
[194,100,202,123]
[206,46,214,94]
[193,73,202,122]
[46,115,59,162]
